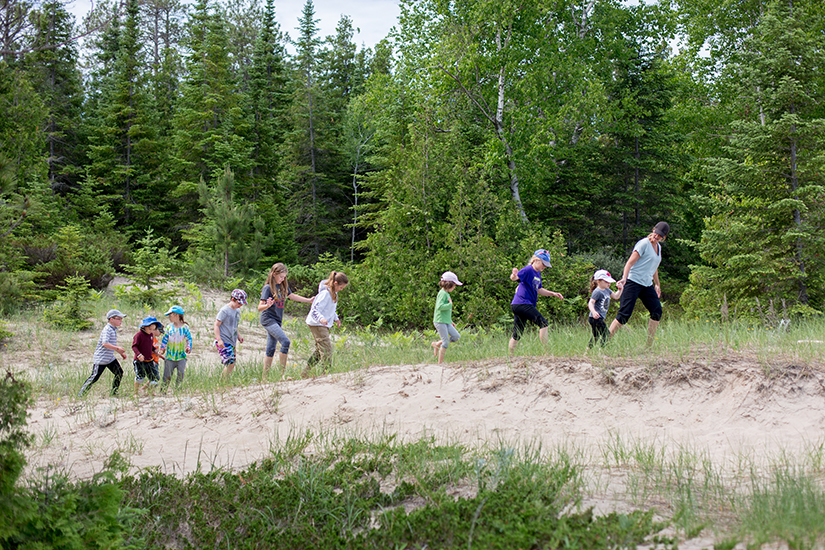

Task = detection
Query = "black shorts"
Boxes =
[511,303,548,340]
[615,279,662,324]
[133,360,159,383]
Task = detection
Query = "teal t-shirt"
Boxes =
[433,289,453,324]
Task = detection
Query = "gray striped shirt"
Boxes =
[92,323,118,364]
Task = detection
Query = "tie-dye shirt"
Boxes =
[160,324,193,361]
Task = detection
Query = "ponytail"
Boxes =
[324,271,349,302]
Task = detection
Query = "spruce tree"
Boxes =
[25,0,85,193]
[685,3,825,314]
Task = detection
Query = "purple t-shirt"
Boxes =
[511,264,543,306]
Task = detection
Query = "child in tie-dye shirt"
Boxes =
[160,305,193,389]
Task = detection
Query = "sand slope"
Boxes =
[24,356,825,480]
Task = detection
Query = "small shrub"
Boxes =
[116,229,179,307]
[42,274,96,331]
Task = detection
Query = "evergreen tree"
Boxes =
[286,0,346,260]
[186,166,272,279]
[171,0,252,221]
[25,0,85,193]
[86,0,161,231]
[247,0,287,185]
[684,3,825,314]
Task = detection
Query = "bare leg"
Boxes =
[278,352,288,368]
[222,363,235,377]
[262,355,273,379]
[508,337,518,354]
[539,326,548,346]
[647,319,660,346]
[431,341,440,358]
[609,319,622,337]
[437,346,446,364]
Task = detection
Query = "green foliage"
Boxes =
[0,370,140,548]
[0,270,37,315]
[116,228,179,307]
[184,167,272,282]
[23,223,121,294]
[42,274,96,330]
[0,370,33,541]
[121,436,671,549]
[684,4,825,315]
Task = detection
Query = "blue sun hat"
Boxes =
[164,305,185,316]
[534,249,552,267]
[140,316,160,328]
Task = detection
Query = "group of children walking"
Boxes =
[80,221,668,397]
[79,306,193,397]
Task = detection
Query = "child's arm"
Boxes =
[288,293,314,304]
[510,267,519,281]
[258,297,274,311]
[538,288,564,300]
[588,298,599,319]
[213,319,223,347]
[132,334,145,361]
[610,288,623,300]
[102,342,126,359]
[185,327,193,353]
[308,293,330,325]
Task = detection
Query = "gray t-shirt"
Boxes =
[589,287,612,319]
[216,304,240,345]
[260,283,292,326]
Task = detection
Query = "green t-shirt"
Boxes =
[433,288,453,324]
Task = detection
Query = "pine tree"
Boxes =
[685,3,825,314]
[25,0,85,193]
[86,0,161,230]
[186,166,272,278]
[171,0,252,219]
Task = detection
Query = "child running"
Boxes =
[259,263,314,380]
[214,289,247,376]
[305,271,348,374]
[160,305,193,389]
[133,316,161,393]
[508,249,564,354]
[588,269,623,348]
[78,309,127,397]
[431,271,462,364]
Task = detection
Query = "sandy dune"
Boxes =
[24,355,825,481]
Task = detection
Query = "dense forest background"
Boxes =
[1,0,824,328]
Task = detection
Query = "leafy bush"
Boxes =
[22,223,124,294]
[0,369,142,548]
[42,275,97,331]
[0,270,37,315]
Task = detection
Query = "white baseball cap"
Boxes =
[593,269,616,283]
[440,271,463,285]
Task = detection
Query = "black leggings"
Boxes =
[588,317,608,347]
[78,359,123,397]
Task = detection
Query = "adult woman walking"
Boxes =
[609,222,669,345]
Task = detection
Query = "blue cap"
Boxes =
[534,249,552,267]
[140,316,160,328]
[164,305,185,316]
